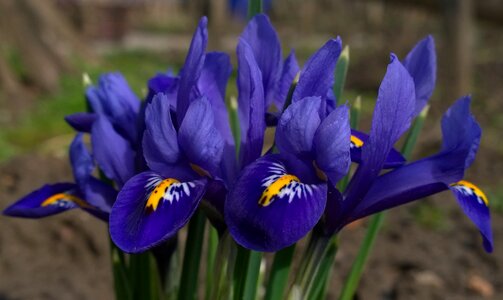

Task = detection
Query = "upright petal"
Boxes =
[450,181,493,252]
[350,129,406,169]
[142,94,181,174]
[274,50,300,110]
[91,116,135,188]
[292,38,342,109]
[237,38,265,167]
[65,113,97,132]
[225,154,327,252]
[146,73,179,105]
[177,17,208,125]
[275,97,322,158]
[110,171,206,253]
[403,35,436,116]
[197,52,234,145]
[343,54,415,207]
[83,177,117,216]
[3,183,84,218]
[70,133,94,187]
[314,105,351,184]
[178,96,225,177]
[241,13,282,107]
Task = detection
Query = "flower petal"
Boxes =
[275,96,322,158]
[65,113,97,132]
[178,96,224,177]
[273,50,300,110]
[146,73,179,105]
[110,171,206,253]
[292,38,342,110]
[142,93,181,174]
[225,154,327,252]
[344,54,415,207]
[403,35,436,116]
[237,38,266,167]
[177,17,208,124]
[449,181,493,252]
[350,129,406,169]
[83,177,117,216]
[3,183,83,218]
[241,13,282,107]
[70,133,94,187]
[314,105,351,184]
[91,116,135,188]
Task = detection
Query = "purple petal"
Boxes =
[142,94,181,174]
[241,13,282,107]
[292,38,342,109]
[91,116,135,188]
[350,129,406,169]
[403,35,436,116]
[65,113,97,132]
[344,54,415,207]
[274,50,300,110]
[70,133,94,187]
[237,38,265,167]
[84,177,117,215]
[225,154,327,252]
[3,183,82,218]
[146,73,179,105]
[177,17,208,125]
[450,181,493,252]
[110,171,206,253]
[275,96,322,158]
[314,105,351,184]
[178,96,224,177]
[86,72,141,143]
[197,52,234,145]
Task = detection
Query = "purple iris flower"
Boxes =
[109,17,234,254]
[3,134,116,222]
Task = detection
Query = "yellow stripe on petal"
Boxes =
[41,193,89,208]
[146,178,180,212]
[451,180,489,206]
[259,175,300,207]
[350,135,364,148]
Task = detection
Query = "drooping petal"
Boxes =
[91,116,135,188]
[345,97,481,228]
[449,181,493,252]
[225,154,327,252]
[275,97,322,158]
[178,96,224,177]
[350,129,406,169]
[69,133,94,188]
[237,38,265,167]
[292,38,342,111]
[177,17,208,125]
[403,35,436,116]
[343,54,415,207]
[273,50,300,110]
[64,113,97,132]
[3,183,84,218]
[110,171,206,253]
[86,72,141,143]
[241,13,282,107]
[197,52,234,145]
[146,73,179,105]
[142,94,181,174]
[83,177,117,215]
[314,105,351,184]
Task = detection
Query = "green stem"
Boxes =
[209,231,235,300]
[247,0,262,19]
[338,105,430,300]
[205,226,219,300]
[242,251,262,300]
[307,237,339,300]
[232,245,262,300]
[264,245,296,300]
[110,240,132,300]
[178,210,206,300]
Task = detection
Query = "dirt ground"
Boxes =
[0,154,501,300]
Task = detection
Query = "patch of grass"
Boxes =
[410,201,448,231]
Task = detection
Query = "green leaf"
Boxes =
[334,46,350,106]
[264,245,296,300]
[205,226,219,300]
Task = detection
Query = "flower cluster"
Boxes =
[4,14,493,257]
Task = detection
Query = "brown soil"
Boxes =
[0,154,501,300]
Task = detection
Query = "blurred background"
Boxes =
[0,0,502,299]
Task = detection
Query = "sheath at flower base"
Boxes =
[3,134,116,222]
[226,35,354,252]
[335,97,493,252]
